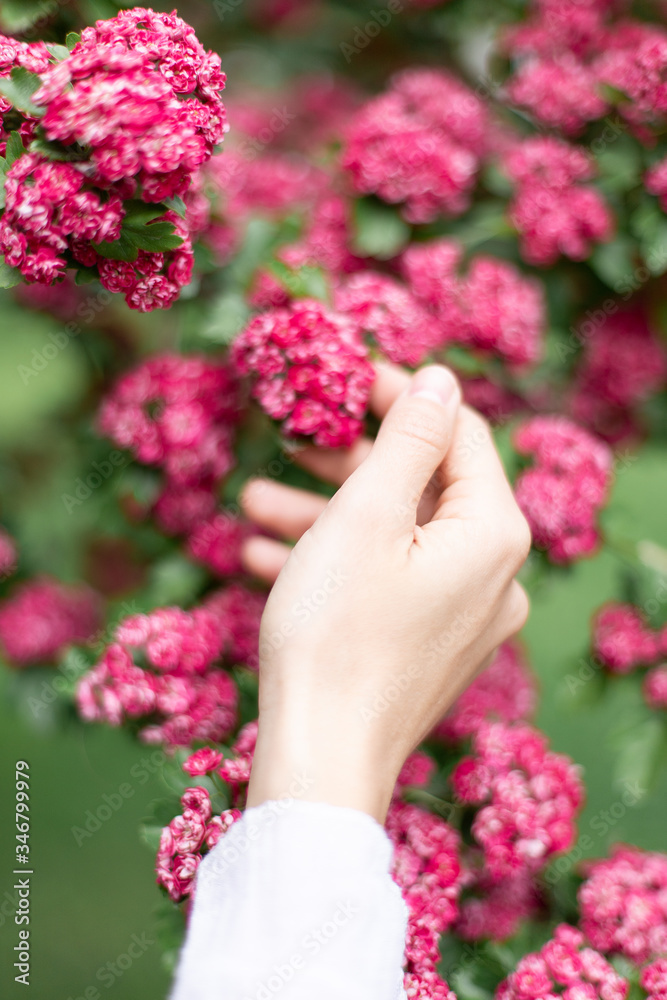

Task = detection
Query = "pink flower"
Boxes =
[497,926,628,1000]
[579,846,667,963]
[434,642,537,743]
[514,416,613,564]
[644,665,667,711]
[183,748,224,776]
[387,798,462,986]
[451,722,583,882]
[592,604,661,674]
[571,306,667,444]
[334,271,441,367]
[186,511,250,578]
[504,138,613,266]
[232,299,374,447]
[343,68,489,223]
[204,584,266,670]
[76,604,238,748]
[0,578,102,666]
[507,56,608,134]
[98,354,241,497]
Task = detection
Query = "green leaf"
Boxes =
[596,138,642,194]
[74,267,100,286]
[128,222,184,254]
[352,199,411,259]
[122,200,168,227]
[45,43,71,62]
[163,195,187,218]
[29,137,85,163]
[200,290,250,345]
[0,260,21,289]
[5,131,25,167]
[612,709,666,793]
[93,217,184,262]
[93,230,140,263]
[0,67,44,118]
[589,236,636,289]
[66,32,81,52]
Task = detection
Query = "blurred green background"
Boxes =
[0,0,666,995]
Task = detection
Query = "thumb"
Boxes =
[356,365,461,533]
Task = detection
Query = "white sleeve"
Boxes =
[170,799,408,1000]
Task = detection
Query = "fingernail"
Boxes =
[408,365,458,407]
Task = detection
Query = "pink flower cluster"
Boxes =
[89,210,195,312]
[514,415,613,563]
[496,924,629,1000]
[644,667,667,712]
[232,299,375,447]
[503,3,667,138]
[156,783,241,901]
[387,798,462,997]
[98,354,241,534]
[591,603,667,716]
[343,68,489,223]
[217,720,258,799]
[504,138,613,266]
[0,35,52,155]
[0,9,225,310]
[592,603,666,675]
[185,510,250,579]
[434,642,537,743]
[455,864,540,943]
[0,578,101,666]
[204,584,266,671]
[571,307,667,443]
[451,721,583,881]
[39,8,226,196]
[642,959,667,1000]
[0,154,124,285]
[506,55,608,135]
[579,846,667,963]
[401,239,545,368]
[334,271,440,367]
[76,601,243,747]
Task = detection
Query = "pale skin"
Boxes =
[239,362,531,824]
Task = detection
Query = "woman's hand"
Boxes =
[240,363,531,823]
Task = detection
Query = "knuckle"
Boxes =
[397,405,448,452]
[508,585,530,633]
[510,513,533,567]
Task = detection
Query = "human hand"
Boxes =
[240,363,531,822]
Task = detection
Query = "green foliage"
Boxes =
[352,198,411,259]
[93,206,184,262]
[0,67,44,117]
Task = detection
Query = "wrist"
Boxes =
[246,699,401,823]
